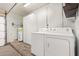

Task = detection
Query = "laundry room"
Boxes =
[0,3,79,56]
[23,3,78,56]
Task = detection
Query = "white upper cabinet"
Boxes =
[47,3,62,28]
[34,3,63,29]
[34,6,48,31]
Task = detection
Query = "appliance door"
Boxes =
[45,37,70,56]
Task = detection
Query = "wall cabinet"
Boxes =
[47,3,62,28]
[34,6,47,31]
[34,3,63,29]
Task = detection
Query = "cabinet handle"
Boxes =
[48,43,49,48]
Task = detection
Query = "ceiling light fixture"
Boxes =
[24,3,31,7]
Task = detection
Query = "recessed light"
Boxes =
[24,3,31,7]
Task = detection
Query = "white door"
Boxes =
[45,37,70,56]
[23,13,37,45]
[0,17,5,46]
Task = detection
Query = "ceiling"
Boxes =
[0,3,15,13]
[0,3,48,17]
[14,3,48,17]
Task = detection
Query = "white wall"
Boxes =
[7,10,23,43]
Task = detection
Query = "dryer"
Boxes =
[32,27,75,56]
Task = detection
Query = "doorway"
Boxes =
[0,17,5,46]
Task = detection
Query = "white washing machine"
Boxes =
[32,27,75,56]
[18,28,23,41]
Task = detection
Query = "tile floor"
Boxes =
[0,40,31,56]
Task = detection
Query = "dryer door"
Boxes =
[45,37,70,56]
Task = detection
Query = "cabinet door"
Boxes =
[45,37,70,56]
[32,33,44,56]
[48,3,62,28]
[34,6,47,31]
[23,13,37,45]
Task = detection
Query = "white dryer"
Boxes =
[32,27,75,56]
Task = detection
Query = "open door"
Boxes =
[0,17,5,46]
